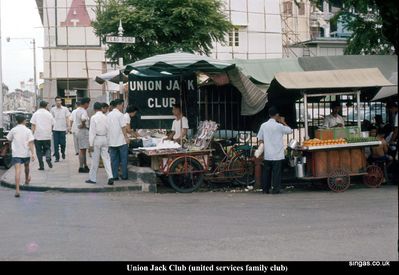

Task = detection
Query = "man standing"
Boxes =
[75,97,91,173]
[124,105,140,137]
[70,101,81,156]
[30,101,54,170]
[257,106,293,194]
[101,102,109,114]
[107,99,129,180]
[51,96,71,162]
[168,104,189,143]
[322,101,345,128]
[86,102,114,185]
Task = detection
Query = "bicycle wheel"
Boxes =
[228,156,255,186]
[168,157,204,193]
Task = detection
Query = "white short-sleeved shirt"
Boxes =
[30,108,55,140]
[51,106,70,131]
[70,108,80,134]
[171,116,189,140]
[322,114,345,128]
[107,109,127,147]
[123,113,131,126]
[89,111,109,147]
[257,118,293,161]
[75,108,90,130]
[6,125,35,158]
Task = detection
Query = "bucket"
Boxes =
[295,163,305,178]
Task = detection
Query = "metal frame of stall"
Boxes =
[303,90,362,139]
[297,90,384,192]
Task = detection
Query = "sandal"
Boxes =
[15,193,20,198]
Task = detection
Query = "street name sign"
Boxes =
[106,36,136,44]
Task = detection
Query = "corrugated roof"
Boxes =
[275,68,393,90]
[298,55,397,79]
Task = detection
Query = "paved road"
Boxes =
[0,185,397,261]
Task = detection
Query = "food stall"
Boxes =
[134,121,255,193]
[267,68,394,192]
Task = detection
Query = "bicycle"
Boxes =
[205,136,256,186]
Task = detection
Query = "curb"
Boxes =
[0,179,155,193]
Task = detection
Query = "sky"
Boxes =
[1,0,44,92]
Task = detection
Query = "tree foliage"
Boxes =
[92,0,233,63]
[311,0,397,55]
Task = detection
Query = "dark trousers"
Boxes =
[53,131,66,160]
[34,140,51,168]
[262,160,283,193]
[109,144,128,179]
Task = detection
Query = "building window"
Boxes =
[298,3,305,15]
[228,27,240,47]
[283,1,293,16]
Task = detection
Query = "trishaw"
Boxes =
[137,122,256,193]
[0,137,12,169]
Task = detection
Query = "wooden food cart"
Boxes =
[139,148,212,193]
[291,91,384,192]
[296,141,383,192]
[266,68,394,192]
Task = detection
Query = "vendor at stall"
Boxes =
[124,105,140,138]
[322,101,345,128]
[168,103,189,143]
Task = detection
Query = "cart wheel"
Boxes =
[2,145,12,169]
[168,157,204,193]
[327,169,350,192]
[229,156,255,186]
[363,165,384,188]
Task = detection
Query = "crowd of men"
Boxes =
[6,97,141,197]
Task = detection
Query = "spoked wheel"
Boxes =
[327,169,350,192]
[168,157,204,193]
[2,148,12,169]
[363,165,384,188]
[228,156,255,186]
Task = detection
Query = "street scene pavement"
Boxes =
[0,183,396,261]
[0,135,156,193]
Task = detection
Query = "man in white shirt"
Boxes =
[107,99,130,180]
[6,115,36,198]
[168,104,189,143]
[257,106,293,194]
[75,97,91,173]
[70,101,81,155]
[124,105,140,137]
[51,96,71,162]
[86,102,114,185]
[322,101,345,128]
[30,101,55,170]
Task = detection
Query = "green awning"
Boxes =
[227,58,303,84]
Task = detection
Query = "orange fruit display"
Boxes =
[302,138,347,147]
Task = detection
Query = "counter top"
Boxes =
[297,141,381,151]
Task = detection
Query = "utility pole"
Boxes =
[6,37,38,111]
[0,2,4,138]
[33,38,38,109]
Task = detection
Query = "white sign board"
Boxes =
[65,89,77,96]
[106,36,136,44]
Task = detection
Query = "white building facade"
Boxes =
[35,0,347,105]
[36,0,106,106]
[211,0,283,60]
